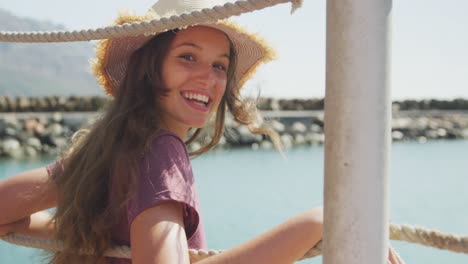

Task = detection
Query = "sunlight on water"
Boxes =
[1,141,467,263]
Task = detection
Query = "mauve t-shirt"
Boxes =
[47,129,206,263]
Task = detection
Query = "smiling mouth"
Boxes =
[181,91,212,109]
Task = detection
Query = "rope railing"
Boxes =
[0,0,303,43]
[1,224,467,262]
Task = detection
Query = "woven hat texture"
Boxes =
[92,0,276,96]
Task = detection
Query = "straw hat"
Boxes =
[92,0,276,96]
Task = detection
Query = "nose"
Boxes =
[193,63,216,87]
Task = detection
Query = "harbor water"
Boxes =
[1,140,467,263]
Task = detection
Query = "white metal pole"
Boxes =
[323,0,392,263]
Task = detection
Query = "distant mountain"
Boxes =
[0,8,103,96]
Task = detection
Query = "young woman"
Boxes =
[0,1,404,263]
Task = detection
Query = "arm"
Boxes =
[131,205,323,264]
[0,210,55,238]
[198,207,323,264]
[130,201,190,264]
[0,167,57,225]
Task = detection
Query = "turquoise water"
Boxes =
[1,141,468,263]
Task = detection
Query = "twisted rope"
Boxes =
[0,0,303,43]
[1,224,467,262]
[390,224,468,254]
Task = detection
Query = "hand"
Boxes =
[388,245,405,264]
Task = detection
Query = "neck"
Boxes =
[159,122,188,141]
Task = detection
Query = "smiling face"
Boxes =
[158,26,231,139]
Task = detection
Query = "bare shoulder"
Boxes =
[130,201,190,264]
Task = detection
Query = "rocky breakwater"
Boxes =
[1,110,468,158]
[0,96,106,112]
[391,111,468,143]
[0,111,326,158]
[222,110,468,150]
[1,96,468,158]
[0,112,95,159]
[212,112,326,151]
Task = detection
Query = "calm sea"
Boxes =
[1,140,467,263]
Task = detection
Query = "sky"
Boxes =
[0,0,467,99]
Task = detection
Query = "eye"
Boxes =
[213,63,227,72]
[179,54,195,61]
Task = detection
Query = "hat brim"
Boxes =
[92,12,276,96]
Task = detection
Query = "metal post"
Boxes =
[323,0,392,263]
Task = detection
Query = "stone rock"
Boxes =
[39,134,57,147]
[52,112,63,123]
[188,142,201,153]
[461,129,468,139]
[260,140,274,150]
[251,143,259,150]
[270,99,280,111]
[445,129,460,139]
[24,119,40,133]
[48,123,64,137]
[305,133,325,145]
[26,137,42,151]
[392,130,404,141]
[256,98,272,111]
[303,99,324,110]
[424,129,439,139]
[237,125,262,145]
[427,119,440,130]
[34,123,46,135]
[392,117,412,130]
[224,127,240,145]
[280,134,293,149]
[56,97,68,111]
[414,117,429,130]
[439,119,454,129]
[0,119,6,137]
[270,120,285,133]
[310,124,322,133]
[311,115,324,127]
[2,138,23,158]
[437,128,447,137]
[16,97,31,111]
[4,127,17,137]
[217,136,226,147]
[294,134,306,145]
[5,97,16,111]
[0,96,7,111]
[291,122,307,134]
[52,137,68,149]
[24,145,38,157]
[36,98,50,111]
[2,138,20,151]
[4,116,19,128]
[42,144,54,155]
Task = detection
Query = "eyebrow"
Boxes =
[175,42,230,59]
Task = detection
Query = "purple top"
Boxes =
[47,129,206,263]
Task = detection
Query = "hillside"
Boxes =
[0,9,103,96]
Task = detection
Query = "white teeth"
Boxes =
[183,92,209,103]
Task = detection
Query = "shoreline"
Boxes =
[1,109,468,159]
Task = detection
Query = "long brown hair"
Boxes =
[49,29,280,264]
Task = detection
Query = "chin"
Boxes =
[190,122,209,129]
[183,118,210,129]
